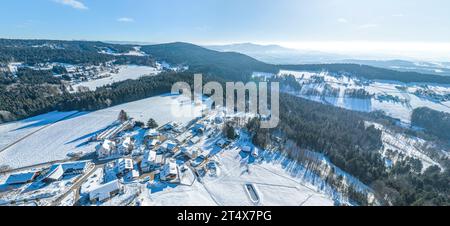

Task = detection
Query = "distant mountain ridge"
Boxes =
[207,43,450,77]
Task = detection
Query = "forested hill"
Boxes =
[279,64,450,84]
[141,42,278,80]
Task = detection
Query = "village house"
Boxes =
[119,136,134,155]
[160,160,178,181]
[89,179,123,203]
[188,136,201,145]
[181,147,199,159]
[141,150,164,172]
[175,131,193,144]
[115,158,134,176]
[144,129,160,143]
[147,139,160,149]
[97,139,117,159]
[159,140,178,154]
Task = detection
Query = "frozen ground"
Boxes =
[0,94,205,169]
[72,65,160,91]
[0,111,79,152]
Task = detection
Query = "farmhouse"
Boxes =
[89,179,122,203]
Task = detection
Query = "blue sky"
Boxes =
[1,0,450,60]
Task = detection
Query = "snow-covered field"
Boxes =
[0,111,78,152]
[72,65,160,91]
[279,70,450,123]
[0,94,204,169]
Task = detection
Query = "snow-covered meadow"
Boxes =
[71,65,160,92]
[0,94,205,169]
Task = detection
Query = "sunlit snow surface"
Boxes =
[0,94,204,169]
[72,65,160,92]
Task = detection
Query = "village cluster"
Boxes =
[0,108,260,206]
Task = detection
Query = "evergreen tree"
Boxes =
[147,118,158,129]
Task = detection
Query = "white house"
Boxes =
[115,158,134,175]
[160,160,178,181]
[97,139,117,159]
[119,137,133,155]
[89,180,122,203]
[141,150,164,172]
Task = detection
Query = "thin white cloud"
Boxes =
[359,23,379,29]
[337,18,348,23]
[54,0,88,10]
[117,17,135,23]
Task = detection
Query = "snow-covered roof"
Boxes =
[89,179,121,201]
[5,172,38,185]
[189,136,201,144]
[44,164,64,181]
[122,137,132,148]
[148,139,159,146]
[116,158,133,172]
[61,161,88,172]
[162,160,178,176]
[101,139,116,150]
[144,150,157,163]
[145,129,160,137]
[161,140,177,151]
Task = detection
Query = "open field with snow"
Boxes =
[0,94,204,169]
[72,65,160,92]
[0,111,78,152]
